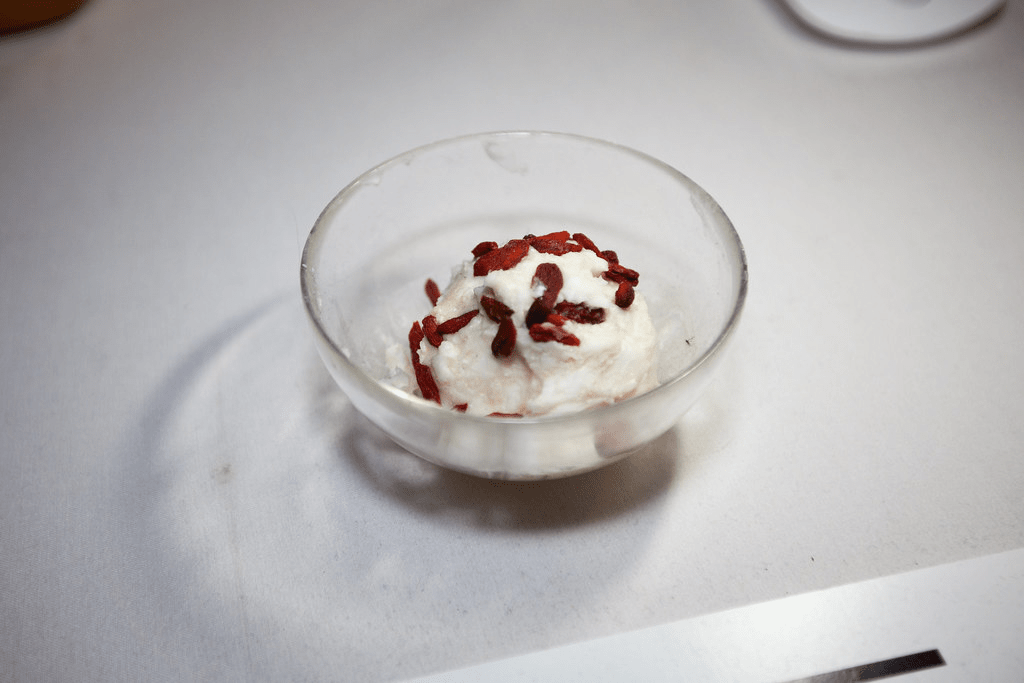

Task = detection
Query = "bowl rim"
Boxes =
[300,129,748,426]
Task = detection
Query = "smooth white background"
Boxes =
[2,1,1023,681]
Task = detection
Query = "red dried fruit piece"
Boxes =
[571,233,623,264]
[614,281,635,309]
[473,239,530,276]
[571,232,602,254]
[408,319,423,352]
[532,230,571,242]
[555,301,606,325]
[408,321,441,403]
[472,241,498,258]
[491,316,517,357]
[602,262,640,285]
[453,403,468,412]
[529,322,581,346]
[545,313,568,326]
[532,239,584,256]
[531,229,582,255]
[414,365,441,403]
[532,262,563,308]
[424,278,441,306]
[422,315,443,347]
[436,310,479,335]
[488,412,524,418]
[525,299,552,328]
[480,295,513,322]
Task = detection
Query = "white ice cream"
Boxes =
[415,241,659,416]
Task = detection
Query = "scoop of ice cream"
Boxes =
[408,232,659,417]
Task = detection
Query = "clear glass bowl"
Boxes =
[301,131,747,480]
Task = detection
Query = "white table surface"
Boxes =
[2,1,1022,681]
[409,548,1024,682]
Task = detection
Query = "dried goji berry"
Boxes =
[491,316,517,357]
[422,315,443,347]
[600,250,618,264]
[555,301,606,324]
[424,278,441,306]
[408,321,441,403]
[529,322,581,346]
[473,239,530,276]
[472,241,498,258]
[614,281,635,309]
[453,403,468,412]
[602,262,640,285]
[480,295,513,322]
[415,365,441,402]
[545,313,568,326]
[532,262,563,308]
[525,299,552,328]
[436,310,479,335]
[532,230,571,242]
[532,239,583,256]
[571,232,602,254]
[408,320,424,354]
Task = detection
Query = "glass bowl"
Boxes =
[300,131,747,480]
